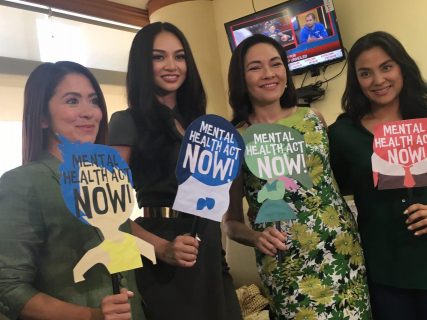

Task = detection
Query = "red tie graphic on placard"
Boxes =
[403,166,416,188]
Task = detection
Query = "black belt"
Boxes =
[142,207,192,219]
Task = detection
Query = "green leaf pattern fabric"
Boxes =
[242,108,372,319]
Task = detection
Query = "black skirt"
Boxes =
[135,213,242,320]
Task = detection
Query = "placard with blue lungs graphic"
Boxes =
[59,137,155,283]
[242,123,313,224]
[173,114,244,222]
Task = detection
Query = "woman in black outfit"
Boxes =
[108,22,242,320]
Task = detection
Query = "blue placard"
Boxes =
[173,115,244,221]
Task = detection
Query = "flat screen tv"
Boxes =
[224,0,345,75]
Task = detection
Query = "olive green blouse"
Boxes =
[0,153,145,319]
[329,115,427,289]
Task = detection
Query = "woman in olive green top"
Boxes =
[329,31,427,319]
[0,62,144,320]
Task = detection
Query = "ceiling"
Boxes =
[108,0,149,9]
[4,0,151,27]
[109,0,149,9]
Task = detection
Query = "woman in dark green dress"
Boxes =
[329,31,427,320]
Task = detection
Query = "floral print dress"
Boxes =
[242,108,372,319]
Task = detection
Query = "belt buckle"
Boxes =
[143,207,180,218]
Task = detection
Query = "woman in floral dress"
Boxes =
[224,34,371,319]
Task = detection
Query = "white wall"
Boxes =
[2,0,426,123]
[1,0,427,288]
[0,5,136,72]
[213,0,427,124]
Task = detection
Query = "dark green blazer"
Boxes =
[0,153,145,319]
[329,116,427,289]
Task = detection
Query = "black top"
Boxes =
[108,108,243,320]
[109,108,181,207]
[329,115,427,289]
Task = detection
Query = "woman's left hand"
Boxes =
[405,203,427,236]
[101,288,133,320]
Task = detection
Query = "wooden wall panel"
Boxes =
[147,0,212,17]
[24,0,149,26]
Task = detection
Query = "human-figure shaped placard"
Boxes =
[242,123,313,224]
[372,118,427,190]
[59,137,156,283]
[173,114,244,222]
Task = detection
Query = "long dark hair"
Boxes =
[228,34,297,125]
[127,22,206,128]
[342,31,427,120]
[22,61,108,164]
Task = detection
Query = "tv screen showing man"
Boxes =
[299,13,328,43]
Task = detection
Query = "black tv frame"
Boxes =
[224,0,346,76]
